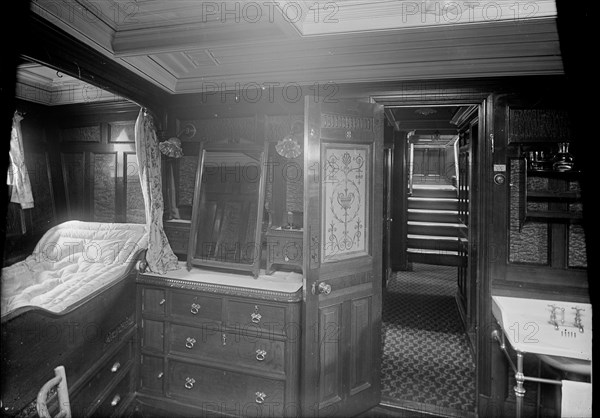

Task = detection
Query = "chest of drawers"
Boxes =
[135,268,302,417]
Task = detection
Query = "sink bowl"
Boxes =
[536,354,592,375]
[492,296,593,362]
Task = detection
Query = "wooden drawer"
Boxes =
[92,370,132,418]
[142,287,166,315]
[169,323,286,373]
[70,341,132,416]
[170,290,222,324]
[227,300,287,336]
[139,355,164,394]
[142,319,164,352]
[168,361,285,417]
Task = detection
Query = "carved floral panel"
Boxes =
[322,145,370,262]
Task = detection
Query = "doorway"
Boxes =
[380,104,480,417]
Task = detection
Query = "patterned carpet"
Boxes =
[381,263,476,417]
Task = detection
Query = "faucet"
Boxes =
[548,305,560,330]
[572,307,585,333]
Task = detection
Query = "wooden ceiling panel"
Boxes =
[29,0,562,95]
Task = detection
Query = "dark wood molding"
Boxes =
[18,13,170,118]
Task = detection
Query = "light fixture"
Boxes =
[276,120,303,159]
[159,123,195,158]
[415,107,437,116]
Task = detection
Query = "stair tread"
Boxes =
[408,209,459,214]
[407,248,460,255]
[407,234,459,240]
[408,221,466,227]
[408,197,459,202]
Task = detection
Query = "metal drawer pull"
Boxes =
[190,303,201,314]
[110,394,121,407]
[255,391,267,404]
[251,305,262,323]
[157,372,164,379]
[185,337,196,349]
[159,298,166,305]
[255,349,267,361]
[185,377,195,389]
[110,362,121,373]
[222,333,227,346]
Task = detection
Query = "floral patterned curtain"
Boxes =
[7,112,34,209]
[135,108,180,273]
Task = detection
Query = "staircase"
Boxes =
[407,184,466,267]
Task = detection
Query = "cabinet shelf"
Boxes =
[524,210,583,221]
[514,157,583,231]
[526,190,581,201]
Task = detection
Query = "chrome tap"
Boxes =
[572,307,585,333]
[548,305,560,330]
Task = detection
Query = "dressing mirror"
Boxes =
[186,143,268,277]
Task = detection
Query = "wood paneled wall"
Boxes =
[3,100,145,265]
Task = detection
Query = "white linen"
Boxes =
[1,221,148,316]
[561,380,592,418]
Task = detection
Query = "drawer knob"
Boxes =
[251,305,262,323]
[255,349,267,361]
[157,372,164,379]
[185,337,196,349]
[159,298,166,306]
[222,333,227,346]
[110,362,121,373]
[255,391,267,404]
[185,377,195,389]
[190,303,201,315]
[110,394,121,407]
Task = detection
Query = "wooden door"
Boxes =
[383,146,393,288]
[302,97,384,417]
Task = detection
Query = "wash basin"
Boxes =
[491,296,593,365]
[535,354,592,375]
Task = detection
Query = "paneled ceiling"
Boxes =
[29,0,561,94]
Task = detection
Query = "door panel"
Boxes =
[302,97,383,417]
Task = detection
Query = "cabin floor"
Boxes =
[378,263,477,418]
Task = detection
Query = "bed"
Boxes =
[1,221,148,416]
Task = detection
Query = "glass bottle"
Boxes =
[552,142,574,172]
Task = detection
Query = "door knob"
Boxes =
[318,282,332,295]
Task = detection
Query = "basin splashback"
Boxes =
[492,296,592,360]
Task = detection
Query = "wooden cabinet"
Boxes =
[163,220,191,257]
[265,228,303,274]
[516,159,582,230]
[136,271,302,417]
[69,330,137,418]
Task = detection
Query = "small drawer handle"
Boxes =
[251,305,262,323]
[255,349,267,361]
[185,377,195,389]
[159,298,166,306]
[185,337,196,349]
[255,391,267,404]
[190,303,201,315]
[110,362,121,373]
[157,372,164,379]
[110,394,121,407]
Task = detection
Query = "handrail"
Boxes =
[408,142,414,196]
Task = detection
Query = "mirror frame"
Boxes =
[186,142,268,278]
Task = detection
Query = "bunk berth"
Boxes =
[1,221,148,417]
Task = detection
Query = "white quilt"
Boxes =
[1,221,148,316]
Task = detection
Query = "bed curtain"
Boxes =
[135,108,180,274]
[7,111,34,209]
